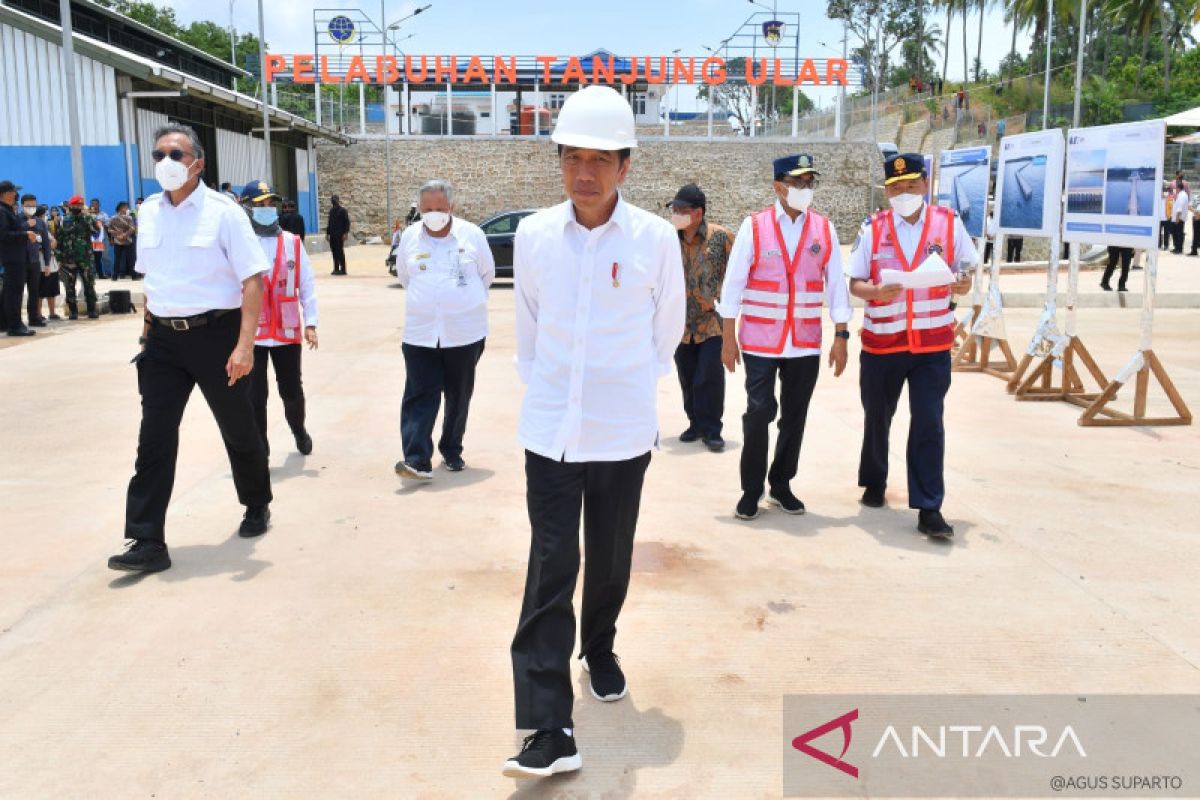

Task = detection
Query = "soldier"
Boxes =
[55,194,101,320]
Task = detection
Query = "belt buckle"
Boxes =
[170,319,189,331]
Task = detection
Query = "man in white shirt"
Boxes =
[504,86,685,780]
[846,153,976,540]
[109,123,273,574]
[1170,177,1189,254]
[394,179,494,479]
[241,179,320,457]
[717,154,851,521]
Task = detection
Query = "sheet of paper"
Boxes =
[880,253,955,289]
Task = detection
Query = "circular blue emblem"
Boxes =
[327,16,356,45]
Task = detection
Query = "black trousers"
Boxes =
[1190,218,1200,256]
[400,339,484,466]
[673,335,725,438]
[1170,220,1185,253]
[329,236,347,273]
[1005,237,1023,263]
[511,449,652,729]
[24,261,42,321]
[858,349,951,511]
[2,259,27,331]
[251,343,306,451]
[1102,247,1133,289]
[740,353,819,496]
[1160,220,1171,249]
[113,244,134,278]
[982,241,994,264]
[125,310,272,543]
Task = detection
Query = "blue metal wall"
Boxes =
[0,144,133,210]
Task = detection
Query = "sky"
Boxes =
[162,0,1034,111]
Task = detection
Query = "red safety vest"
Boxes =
[738,207,831,355]
[861,206,956,355]
[256,233,303,345]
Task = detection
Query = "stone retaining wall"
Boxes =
[316,138,885,241]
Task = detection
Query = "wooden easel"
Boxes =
[953,232,1017,379]
[1079,249,1192,426]
[1007,242,1108,403]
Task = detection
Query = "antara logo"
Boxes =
[792,711,1088,780]
[792,709,859,778]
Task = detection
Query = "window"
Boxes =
[549,93,566,110]
[483,211,534,235]
[630,93,646,116]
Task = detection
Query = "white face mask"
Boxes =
[155,157,195,192]
[786,186,813,212]
[670,212,693,230]
[23,206,36,217]
[888,191,924,217]
[421,211,451,232]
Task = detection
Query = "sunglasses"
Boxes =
[670,203,697,213]
[150,148,195,162]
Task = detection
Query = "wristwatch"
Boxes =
[835,330,850,340]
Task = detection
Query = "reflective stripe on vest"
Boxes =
[860,206,957,355]
[255,233,303,345]
[738,208,831,355]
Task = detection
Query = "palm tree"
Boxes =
[975,0,994,83]
[939,0,954,88]
[1104,0,1160,91]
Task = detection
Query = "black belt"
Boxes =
[148,308,235,331]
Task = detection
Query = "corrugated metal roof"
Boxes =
[0,3,349,145]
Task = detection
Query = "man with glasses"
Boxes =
[667,182,733,452]
[108,123,273,574]
[717,154,851,521]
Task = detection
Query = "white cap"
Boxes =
[551,85,638,151]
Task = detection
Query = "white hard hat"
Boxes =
[551,85,638,151]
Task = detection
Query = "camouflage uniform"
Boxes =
[56,211,98,315]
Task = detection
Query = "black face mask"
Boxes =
[70,209,82,215]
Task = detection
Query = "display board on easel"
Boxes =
[1060,119,1191,426]
[937,145,991,365]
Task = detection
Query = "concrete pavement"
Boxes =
[1,244,1198,798]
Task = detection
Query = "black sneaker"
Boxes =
[395,460,433,480]
[295,430,313,455]
[860,487,886,508]
[767,487,806,514]
[29,318,47,327]
[108,540,171,573]
[443,456,465,472]
[502,729,581,779]
[735,492,761,520]
[917,509,954,539]
[7,328,35,337]
[703,434,725,452]
[679,428,700,443]
[582,652,627,701]
[239,505,271,537]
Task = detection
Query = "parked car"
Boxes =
[480,209,539,278]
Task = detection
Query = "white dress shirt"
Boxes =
[717,200,852,358]
[256,231,319,347]
[396,217,495,348]
[135,184,270,317]
[1173,190,1190,223]
[846,204,980,282]
[514,197,686,463]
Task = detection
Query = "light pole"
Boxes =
[59,0,85,197]
[1042,0,1053,129]
[664,47,680,137]
[228,0,238,91]
[384,2,429,235]
[257,0,270,179]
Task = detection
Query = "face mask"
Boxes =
[252,207,279,226]
[422,211,450,232]
[670,213,692,230]
[888,191,924,217]
[23,206,36,217]
[786,187,814,212]
[70,208,82,215]
[155,157,194,192]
